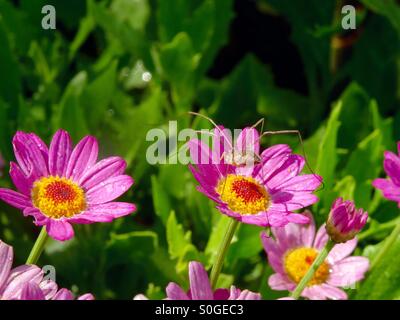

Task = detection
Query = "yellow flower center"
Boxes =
[284,247,330,286]
[216,174,269,215]
[32,176,87,219]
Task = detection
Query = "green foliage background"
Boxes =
[0,0,400,299]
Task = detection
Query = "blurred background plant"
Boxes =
[0,0,400,299]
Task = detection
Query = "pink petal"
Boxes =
[0,241,13,290]
[69,202,136,223]
[256,153,291,182]
[189,163,221,190]
[79,157,127,190]
[48,129,72,177]
[271,193,319,211]
[372,178,400,202]
[234,290,261,300]
[213,288,230,300]
[166,283,190,300]
[260,232,285,273]
[268,273,295,291]
[328,238,358,263]
[77,293,95,300]
[23,207,48,226]
[228,286,261,300]
[313,224,329,250]
[28,133,49,161]
[316,284,347,300]
[188,138,213,165]
[52,288,74,300]
[271,222,303,250]
[46,220,74,241]
[212,125,232,160]
[286,213,310,224]
[13,131,48,178]
[2,265,43,299]
[235,127,260,156]
[328,256,369,287]
[86,175,134,205]
[39,280,58,300]
[265,155,305,190]
[266,211,290,227]
[301,286,327,300]
[261,144,291,160]
[240,212,270,227]
[188,261,213,300]
[383,151,400,186]
[9,162,34,195]
[274,174,322,192]
[66,136,98,181]
[0,188,31,210]
[20,282,45,300]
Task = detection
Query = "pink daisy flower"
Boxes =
[0,240,93,300]
[20,282,94,300]
[0,130,136,241]
[188,128,322,227]
[166,261,261,300]
[261,213,369,300]
[135,261,261,300]
[372,142,400,206]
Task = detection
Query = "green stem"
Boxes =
[291,240,335,299]
[209,218,239,289]
[370,221,400,270]
[26,227,49,265]
[357,217,400,241]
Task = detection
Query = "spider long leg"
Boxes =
[260,130,324,190]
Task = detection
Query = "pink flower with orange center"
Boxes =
[0,240,93,300]
[261,213,369,300]
[0,130,136,241]
[188,127,322,227]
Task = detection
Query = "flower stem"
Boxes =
[210,218,239,289]
[26,227,49,265]
[370,221,400,270]
[290,240,335,299]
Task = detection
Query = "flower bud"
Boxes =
[326,198,368,243]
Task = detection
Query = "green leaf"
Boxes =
[213,55,308,130]
[227,224,263,264]
[157,32,200,107]
[54,72,89,141]
[106,231,159,267]
[0,19,21,107]
[333,175,356,201]
[166,211,196,260]
[110,0,150,31]
[355,236,400,299]
[360,0,400,36]
[157,0,191,43]
[205,215,231,266]
[151,175,172,225]
[166,211,203,274]
[81,60,118,129]
[344,130,383,210]
[315,101,342,212]
[337,83,371,150]
[89,0,151,64]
